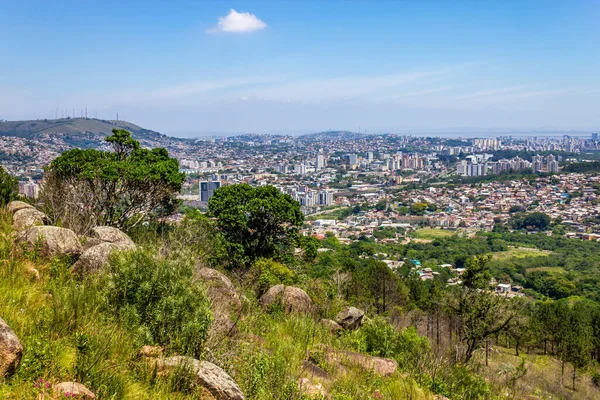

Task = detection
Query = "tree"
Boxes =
[512,212,551,231]
[299,235,321,260]
[0,166,18,206]
[561,300,594,390]
[208,184,303,268]
[410,202,428,216]
[42,129,184,233]
[450,256,515,364]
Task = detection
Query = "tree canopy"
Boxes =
[0,166,18,206]
[208,184,303,268]
[42,129,184,233]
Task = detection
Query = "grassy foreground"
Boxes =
[0,211,432,400]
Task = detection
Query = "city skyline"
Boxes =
[1,1,599,136]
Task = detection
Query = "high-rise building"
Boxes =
[318,190,334,206]
[316,154,326,170]
[456,160,467,176]
[592,133,599,141]
[294,163,307,175]
[347,154,358,167]
[200,180,221,202]
[366,152,374,162]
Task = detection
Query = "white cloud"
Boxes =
[207,9,267,33]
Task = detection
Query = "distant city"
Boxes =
[7,121,600,246]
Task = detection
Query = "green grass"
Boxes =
[0,210,432,400]
[411,228,455,239]
[305,207,349,221]
[491,246,551,260]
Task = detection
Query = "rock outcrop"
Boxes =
[6,201,34,213]
[89,226,136,248]
[12,208,50,231]
[15,226,83,259]
[320,319,343,334]
[53,382,96,399]
[137,345,164,359]
[323,347,397,377]
[71,241,135,275]
[335,306,365,330]
[159,356,245,400]
[72,227,136,275]
[0,317,23,378]
[298,378,327,398]
[196,268,242,339]
[259,285,314,314]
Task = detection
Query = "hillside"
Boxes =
[0,118,169,145]
[3,198,600,399]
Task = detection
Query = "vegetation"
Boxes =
[41,129,184,234]
[3,133,600,398]
[0,166,18,206]
[208,184,304,268]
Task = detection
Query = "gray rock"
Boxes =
[160,356,245,400]
[6,201,34,213]
[335,307,365,330]
[53,382,96,399]
[281,286,314,314]
[259,284,285,308]
[259,285,314,314]
[313,346,398,377]
[71,242,135,275]
[320,318,343,334]
[0,317,23,378]
[12,208,49,231]
[196,267,242,339]
[15,226,83,259]
[89,226,135,248]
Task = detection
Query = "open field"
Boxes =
[491,246,551,260]
[411,228,455,239]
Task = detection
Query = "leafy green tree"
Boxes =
[563,300,594,390]
[375,199,387,211]
[0,166,18,206]
[450,256,515,363]
[410,202,428,216]
[42,129,184,233]
[462,255,492,289]
[512,212,551,231]
[208,184,303,268]
[299,235,321,260]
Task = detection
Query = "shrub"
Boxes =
[104,250,212,357]
[252,258,296,296]
[361,316,396,357]
[0,166,18,206]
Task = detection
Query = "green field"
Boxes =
[491,246,551,260]
[411,228,455,239]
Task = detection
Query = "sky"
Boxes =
[1,0,599,137]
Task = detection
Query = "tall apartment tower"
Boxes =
[200,180,221,202]
[316,154,326,170]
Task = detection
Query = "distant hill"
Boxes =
[299,130,367,141]
[0,118,171,146]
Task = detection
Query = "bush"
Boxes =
[361,316,396,357]
[0,166,18,206]
[104,250,212,357]
[252,258,296,296]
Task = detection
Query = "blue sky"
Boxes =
[1,1,599,136]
